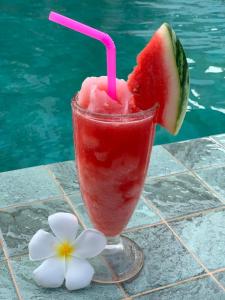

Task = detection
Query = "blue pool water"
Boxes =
[0,0,225,172]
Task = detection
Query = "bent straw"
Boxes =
[49,11,117,100]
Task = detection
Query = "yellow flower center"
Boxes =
[56,242,74,259]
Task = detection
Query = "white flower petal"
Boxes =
[48,212,78,242]
[74,229,106,259]
[33,257,65,288]
[65,258,94,290]
[29,230,57,261]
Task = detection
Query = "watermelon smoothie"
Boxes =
[72,77,157,237]
[50,12,189,284]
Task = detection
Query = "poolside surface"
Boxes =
[1,134,225,299]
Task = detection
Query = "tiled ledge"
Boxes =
[0,134,225,299]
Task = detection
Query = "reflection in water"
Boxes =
[191,89,200,98]
[0,0,225,171]
[189,99,205,110]
[205,66,224,73]
[187,58,195,64]
[211,106,225,114]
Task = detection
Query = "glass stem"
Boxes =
[104,235,124,254]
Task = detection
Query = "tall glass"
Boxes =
[72,95,158,283]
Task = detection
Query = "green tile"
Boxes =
[122,226,203,295]
[144,173,222,219]
[0,261,18,300]
[127,198,161,229]
[148,145,186,178]
[0,239,4,261]
[10,255,124,300]
[47,161,79,195]
[135,276,225,300]
[164,138,225,170]
[68,193,161,231]
[213,134,225,147]
[68,191,92,228]
[215,271,225,288]
[0,197,75,257]
[195,166,225,200]
[0,166,62,208]
[170,209,225,271]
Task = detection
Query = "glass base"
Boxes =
[91,235,144,284]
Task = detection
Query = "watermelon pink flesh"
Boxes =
[78,76,138,114]
[128,23,189,135]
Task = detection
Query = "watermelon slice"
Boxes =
[128,23,189,135]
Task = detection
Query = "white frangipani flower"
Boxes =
[29,212,106,290]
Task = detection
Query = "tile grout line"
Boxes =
[2,196,225,240]
[44,165,86,229]
[161,145,225,204]
[209,136,225,152]
[212,271,225,292]
[123,220,165,233]
[2,198,225,239]
[148,170,188,180]
[124,204,225,235]
[0,195,65,212]
[3,252,29,260]
[45,165,129,298]
[147,170,189,182]
[49,156,225,182]
[143,199,225,293]
[184,167,225,205]
[147,160,225,182]
[64,195,87,229]
[166,205,225,223]
[117,284,130,299]
[190,161,225,171]
[188,162,225,171]
[1,193,225,239]
[161,140,225,172]
[212,267,225,275]
[191,172,225,204]
[130,273,209,298]
[4,250,225,300]
[0,232,23,300]
[143,192,225,223]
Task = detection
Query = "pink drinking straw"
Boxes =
[49,11,117,100]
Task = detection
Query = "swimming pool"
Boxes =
[0,0,225,172]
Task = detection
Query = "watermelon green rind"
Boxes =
[165,23,189,134]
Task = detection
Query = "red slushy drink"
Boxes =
[72,77,157,237]
[50,11,189,283]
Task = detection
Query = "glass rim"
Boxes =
[71,94,159,120]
